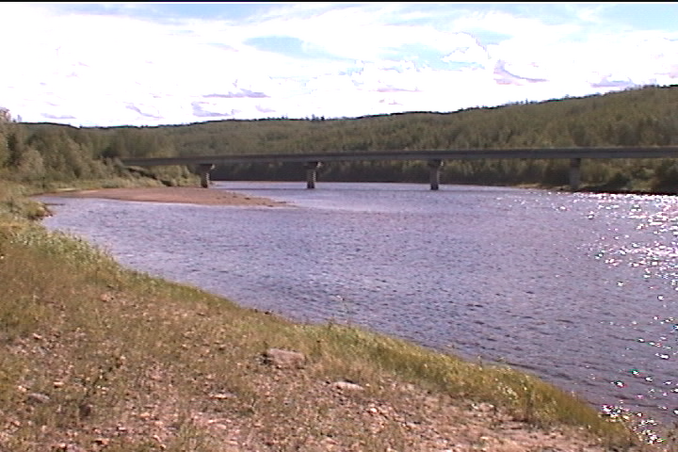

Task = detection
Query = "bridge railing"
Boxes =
[119,146,678,190]
[120,146,678,167]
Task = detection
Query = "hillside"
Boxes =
[2,84,678,191]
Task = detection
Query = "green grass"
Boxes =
[0,180,668,451]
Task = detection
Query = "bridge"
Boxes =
[120,146,678,191]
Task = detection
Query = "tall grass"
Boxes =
[0,181,663,451]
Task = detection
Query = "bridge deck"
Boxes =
[120,146,678,167]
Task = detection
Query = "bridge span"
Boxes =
[120,146,678,190]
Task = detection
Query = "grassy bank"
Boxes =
[0,181,662,451]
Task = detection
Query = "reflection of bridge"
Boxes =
[120,147,678,190]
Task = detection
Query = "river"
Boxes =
[39,181,678,436]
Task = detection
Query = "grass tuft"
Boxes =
[0,180,665,451]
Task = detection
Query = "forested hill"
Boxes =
[3,84,678,192]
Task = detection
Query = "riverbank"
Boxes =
[0,180,662,451]
[44,185,677,209]
[45,186,287,207]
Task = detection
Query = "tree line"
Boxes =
[2,84,678,192]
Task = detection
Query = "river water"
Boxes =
[39,181,678,436]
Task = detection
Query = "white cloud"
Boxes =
[442,33,490,66]
[1,3,677,127]
[452,10,581,42]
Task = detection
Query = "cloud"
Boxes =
[1,3,677,127]
[590,77,635,89]
[125,104,162,120]
[204,90,269,99]
[42,113,77,121]
[442,33,490,67]
[191,102,237,119]
[493,61,548,86]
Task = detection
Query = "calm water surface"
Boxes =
[40,182,678,435]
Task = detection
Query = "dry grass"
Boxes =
[0,180,671,451]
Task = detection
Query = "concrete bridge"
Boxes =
[120,146,678,190]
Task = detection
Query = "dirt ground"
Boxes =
[36,185,661,451]
[48,186,287,207]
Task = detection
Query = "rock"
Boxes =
[54,443,86,452]
[262,348,306,369]
[79,403,93,418]
[330,381,365,392]
[93,437,109,446]
[26,392,50,404]
[210,392,236,400]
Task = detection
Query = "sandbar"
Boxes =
[47,186,286,207]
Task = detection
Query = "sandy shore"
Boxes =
[46,186,287,207]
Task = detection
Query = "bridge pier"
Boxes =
[305,161,321,189]
[569,158,581,191]
[198,163,215,188]
[428,159,444,190]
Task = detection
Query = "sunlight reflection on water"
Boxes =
[40,183,678,441]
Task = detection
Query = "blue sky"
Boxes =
[1,2,677,127]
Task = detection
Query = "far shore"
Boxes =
[44,186,287,207]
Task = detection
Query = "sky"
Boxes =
[1,2,677,128]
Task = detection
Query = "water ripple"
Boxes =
[40,183,678,438]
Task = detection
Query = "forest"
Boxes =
[2,84,678,192]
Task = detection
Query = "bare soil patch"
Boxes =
[49,186,287,207]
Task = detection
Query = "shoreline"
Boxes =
[44,186,287,207]
[3,181,653,450]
